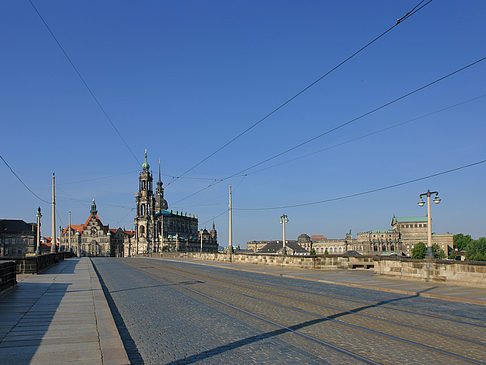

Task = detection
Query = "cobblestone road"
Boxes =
[92,258,486,364]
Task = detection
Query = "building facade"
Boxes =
[0,219,36,257]
[247,215,452,257]
[133,151,218,254]
[60,200,133,257]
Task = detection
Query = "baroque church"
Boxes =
[133,151,218,254]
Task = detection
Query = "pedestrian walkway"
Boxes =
[0,257,129,365]
[153,256,486,306]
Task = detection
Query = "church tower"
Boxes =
[134,150,155,253]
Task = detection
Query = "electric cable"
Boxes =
[27,0,141,166]
[233,158,486,211]
[245,92,486,176]
[0,154,50,204]
[173,56,486,204]
[166,0,433,187]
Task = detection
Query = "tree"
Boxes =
[453,233,472,252]
[448,249,457,260]
[310,248,316,256]
[324,248,329,255]
[411,242,427,259]
[465,237,486,261]
[432,243,446,259]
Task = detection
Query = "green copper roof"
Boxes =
[393,216,427,223]
[142,149,150,170]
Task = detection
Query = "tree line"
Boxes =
[411,234,486,261]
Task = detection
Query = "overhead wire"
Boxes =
[244,92,486,176]
[173,56,486,204]
[233,159,486,211]
[0,154,50,204]
[27,0,141,166]
[166,0,433,187]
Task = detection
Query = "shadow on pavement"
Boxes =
[166,289,425,364]
[92,260,145,365]
[0,280,70,363]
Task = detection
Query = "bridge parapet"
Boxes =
[0,261,16,292]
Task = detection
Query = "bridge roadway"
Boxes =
[92,257,486,365]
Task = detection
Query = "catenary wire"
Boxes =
[0,154,50,204]
[27,0,141,166]
[245,92,486,176]
[166,0,433,187]
[233,158,486,210]
[173,56,486,204]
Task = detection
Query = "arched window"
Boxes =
[141,204,145,216]
[140,225,145,237]
[142,181,146,190]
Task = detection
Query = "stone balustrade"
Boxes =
[0,261,16,292]
[149,252,486,288]
[373,256,486,288]
[0,252,75,274]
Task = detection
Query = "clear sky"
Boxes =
[1,1,485,246]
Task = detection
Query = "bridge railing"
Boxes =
[0,261,16,291]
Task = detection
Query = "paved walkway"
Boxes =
[0,257,129,365]
[154,257,486,306]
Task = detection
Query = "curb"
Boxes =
[88,258,130,365]
[148,257,486,307]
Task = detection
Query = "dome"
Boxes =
[298,233,310,241]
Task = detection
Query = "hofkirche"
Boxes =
[60,151,218,256]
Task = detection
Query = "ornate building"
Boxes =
[247,215,452,257]
[61,200,133,257]
[133,151,218,254]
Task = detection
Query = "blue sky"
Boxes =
[1,1,485,245]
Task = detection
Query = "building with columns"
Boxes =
[247,215,452,257]
[133,151,218,254]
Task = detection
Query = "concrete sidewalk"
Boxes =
[0,257,129,365]
[152,256,486,306]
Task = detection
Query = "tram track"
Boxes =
[118,259,486,364]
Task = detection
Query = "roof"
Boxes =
[0,220,34,234]
[259,241,307,254]
[310,235,327,241]
[369,230,395,234]
[392,216,427,223]
[62,214,106,235]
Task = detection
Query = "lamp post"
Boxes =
[35,207,42,255]
[200,229,204,254]
[76,231,81,257]
[280,214,289,255]
[417,189,441,258]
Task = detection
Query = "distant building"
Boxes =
[246,215,453,257]
[258,240,308,255]
[60,200,132,257]
[0,219,36,256]
[133,151,218,254]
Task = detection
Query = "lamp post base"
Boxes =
[426,246,434,259]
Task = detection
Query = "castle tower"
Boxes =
[134,150,155,254]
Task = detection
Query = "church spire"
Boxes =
[158,159,162,185]
[142,149,150,171]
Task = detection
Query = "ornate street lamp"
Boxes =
[417,189,441,258]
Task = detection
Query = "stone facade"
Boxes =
[133,151,218,254]
[0,219,36,257]
[247,215,453,257]
[60,200,133,257]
